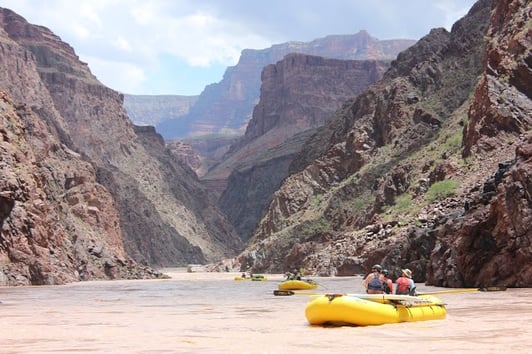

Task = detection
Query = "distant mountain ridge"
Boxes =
[155,31,416,140]
[124,94,198,127]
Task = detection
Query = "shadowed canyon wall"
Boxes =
[221,0,531,287]
[214,54,390,242]
[0,8,242,285]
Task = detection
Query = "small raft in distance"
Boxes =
[234,274,268,281]
[305,293,446,326]
[278,279,318,290]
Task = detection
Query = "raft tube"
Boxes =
[305,294,446,326]
[278,279,318,290]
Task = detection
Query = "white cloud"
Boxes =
[0,0,477,95]
[129,1,160,26]
[434,0,474,30]
[83,55,146,94]
[78,1,103,26]
[111,36,132,52]
[123,5,271,67]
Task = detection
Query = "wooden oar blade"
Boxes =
[418,288,478,295]
[394,301,447,308]
[479,286,507,292]
[273,290,295,296]
[419,286,508,295]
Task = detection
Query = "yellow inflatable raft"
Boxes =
[278,279,318,290]
[305,294,446,326]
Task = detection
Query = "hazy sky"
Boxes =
[1,0,477,96]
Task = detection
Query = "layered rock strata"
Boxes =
[213,54,390,241]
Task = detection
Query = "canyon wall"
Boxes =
[224,0,531,287]
[0,8,242,285]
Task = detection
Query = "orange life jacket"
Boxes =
[396,276,411,295]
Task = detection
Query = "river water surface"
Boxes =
[1,269,531,353]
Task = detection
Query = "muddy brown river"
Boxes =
[1,269,530,353]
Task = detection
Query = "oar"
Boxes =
[316,281,328,290]
[273,290,321,296]
[394,301,447,308]
[417,286,507,296]
[273,290,438,304]
[274,290,418,299]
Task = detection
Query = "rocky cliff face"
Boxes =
[0,89,141,286]
[212,54,390,242]
[431,0,532,287]
[224,0,531,287]
[151,32,415,179]
[166,135,239,177]
[0,16,150,284]
[0,7,242,284]
[236,54,390,150]
[156,31,415,140]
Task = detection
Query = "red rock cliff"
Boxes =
[233,0,531,287]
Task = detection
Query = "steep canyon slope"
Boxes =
[141,32,416,181]
[213,54,390,242]
[0,8,242,285]
[228,0,531,287]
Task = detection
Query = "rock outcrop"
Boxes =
[463,0,532,155]
[227,0,531,287]
[0,90,149,284]
[212,54,390,242]
[429,0,532,287]
[235,54,390,150]
[153,32,416,180]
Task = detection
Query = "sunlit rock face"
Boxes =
[215,53,390,242]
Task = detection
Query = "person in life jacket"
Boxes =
[363,264,384,294]
[395,268,416,295]
[381,269,394,294]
